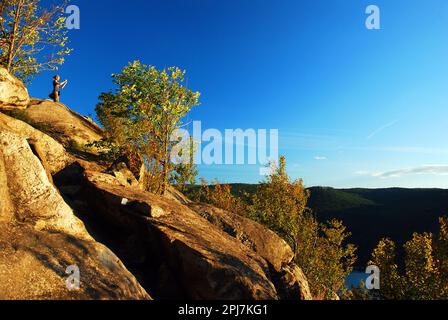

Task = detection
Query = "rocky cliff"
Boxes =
[0,67,312,300]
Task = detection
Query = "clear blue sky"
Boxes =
[30,0,448,188]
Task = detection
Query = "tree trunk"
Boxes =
[161,134,169,195]
[6,0,23,72]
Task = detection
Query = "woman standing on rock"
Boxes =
[49,75,68,103]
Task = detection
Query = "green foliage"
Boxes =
[307,187,377,212]
[248,156,309,249]
[96,60,200,194]
[308,187,448,267]
[369,216,448,299]
[368,239,405,299]
[295,217,357,299]
[188,157,357,299]
[171,162,198,192]
[247,156,356,299]
[193,157,357,299]
[0,0,72,82]
[348,281,374,300]
[183,184,448,269]
[192,178,247,216]
[170,137,199,192]
[87,138,124,162]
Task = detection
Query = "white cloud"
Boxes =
[344,146,448,155]
[314,156,327,161]
[380,147,448,155]
[367,165,448,179]
[366,120,399,140]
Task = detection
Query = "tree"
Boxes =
[368,238,405,299]
[194,179,247,216]
[0,0,71,82]
[170,136,199,192]
[248,156,356,299]
[188,156,356,299]
[404,232,440,299]
[369,216,448,300]
[436,216,448,297]
[293,213,356,299]
[248,156,310,249]
[96,61,200,195]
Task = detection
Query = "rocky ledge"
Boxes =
[0,67,312,300]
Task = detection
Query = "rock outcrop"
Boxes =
[0,112,70,174]
[0,68,313,300]
[0,125,149,299]
[57,168,279,299]
[52,164,313,300]
[189,203,312,300]
[0,67,30,109]
[106,161,140,188]
[189,203,294,272]
[277,265,312,300]
[22,99,104,147]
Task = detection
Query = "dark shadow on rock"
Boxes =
[53,163,184,299]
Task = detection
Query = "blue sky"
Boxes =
[30,0,448,188]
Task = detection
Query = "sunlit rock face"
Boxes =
[0,112,150,300]
[0,67,30,109]
[0,71,313,299]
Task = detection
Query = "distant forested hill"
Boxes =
[185,184,448,267]
[308,187,448,267]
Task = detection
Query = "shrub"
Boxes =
[193,178,247,216]
[368,216,448,299]
[248,156,356,299]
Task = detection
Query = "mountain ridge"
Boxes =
[191,184,448,267]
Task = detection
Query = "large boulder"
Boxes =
[188,203,313,300]
[60,169,280,300]
[165,186,192,205]
[0,146,13,223]
[0,112,71,174]
[0,67,30,109]
[20,99,104,147]
[0,224,150,300]
[0,131,85,234]
[1,96,314,300]
[0,124,150,300]
[189,203,294,272]
[106,161,140,188]
[277,265,313,300]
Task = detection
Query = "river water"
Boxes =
[345,272,367,289]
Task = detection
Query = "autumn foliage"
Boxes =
[196,156,357,299]
[368,216,448,299]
